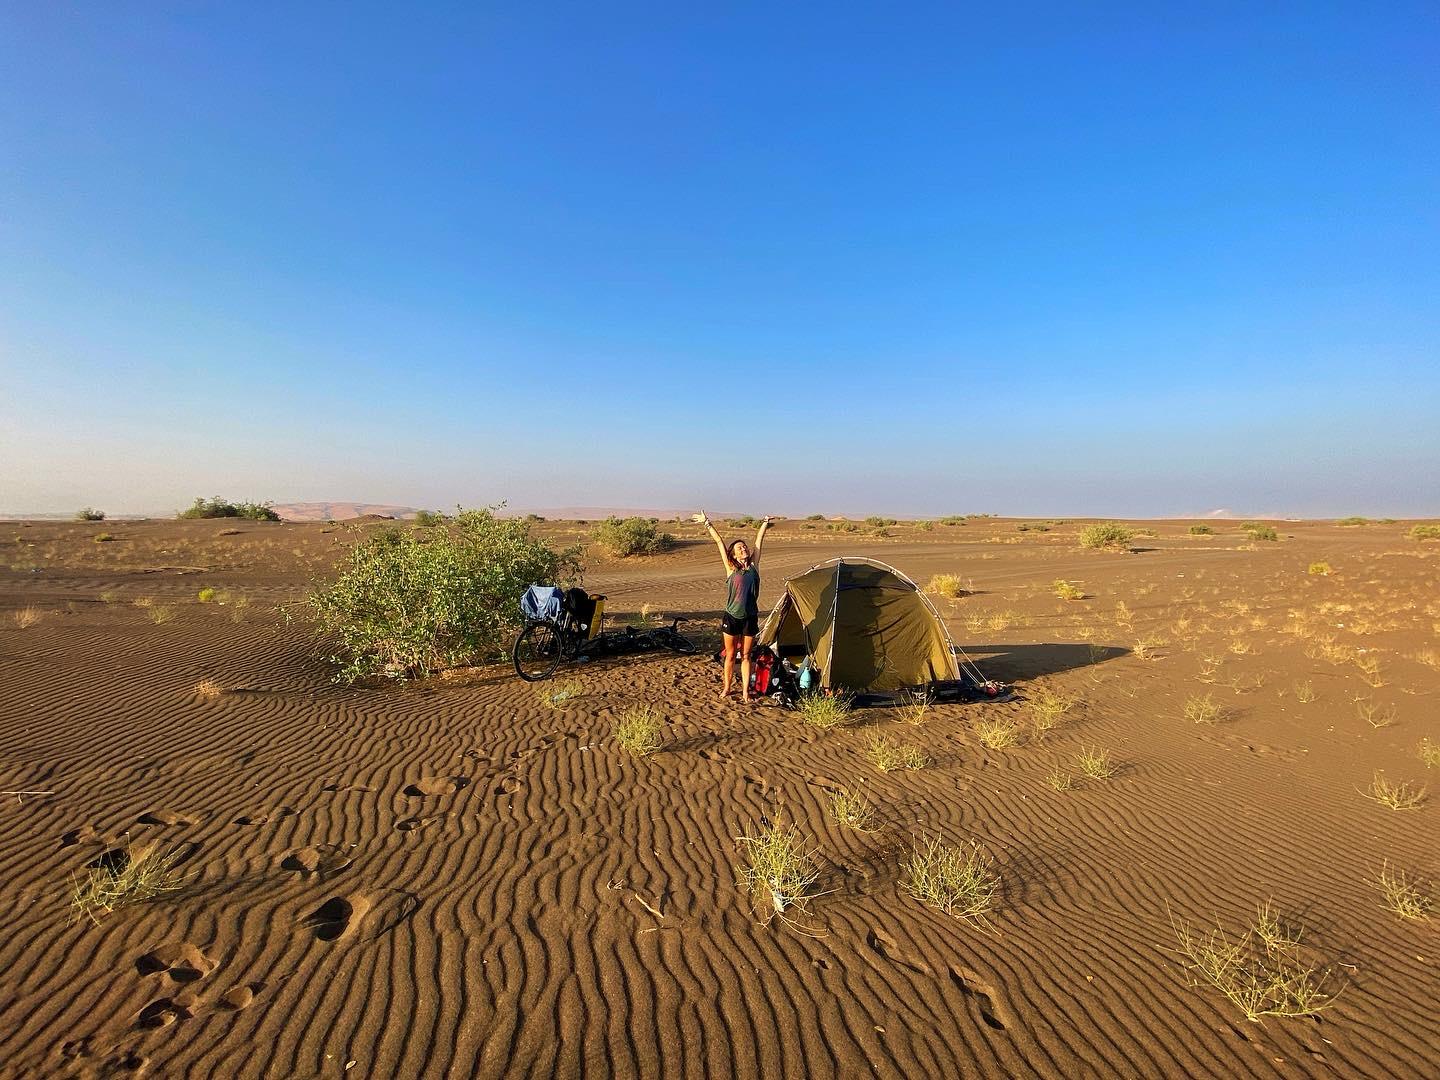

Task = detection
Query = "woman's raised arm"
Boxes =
[752,516,772,566]
[692,512,735,575]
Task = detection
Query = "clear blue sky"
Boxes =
[2,3,1437,517]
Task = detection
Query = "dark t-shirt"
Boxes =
[725,566,760,619]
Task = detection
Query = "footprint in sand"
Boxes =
[404,776,470,797]
[105,1050,148,1073]
[136,943,214,983]
[136,991,200,1029]
[136,810,194,827]
[864,928,932,975]
[494,775,523,797]
[60,825,101,848]
[395,816,440,833]
[281,844,353,875]
[301,894,369,942]
[234,806,296,826]
[219,983,262,1010]
[321,781,374,793]
[948,966,1009,1032]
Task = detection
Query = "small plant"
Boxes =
[1079,522,1134,551]
[1074,744,1115,780]
[829,787,878,832]
[938,516,967,526]
[895,699,930,725]
[804,513,826,522]
[412,510,448,527]
[1420,737,1439,769]
[12,606,42,629]
[736,818,820,922]
[71,841,187,924]
[1354,655,1385,688]
[925,574,968,599]
[866,733,929,772]
[1044,765,1074,791]
[194,679,224,699]
[593,516,674,557]
[614,705,663,755]
[1133,635,1166,661]
[1373,861,1433,921]
[147,605,175,625]
[1355,698,1395,729]
[536,678,584,708]
[826,521,861,533]
[1409,524,1440,541]
[796,692,854,729]
[1184,693,1222,725]
[1336,516,1371,526]
[197,587,217,603]
[1028,686,1074,737]
[973,715,1023,750]
[1188,524,1214,535]
[76,507,106,521]
[1252,900,1301,952]
[863,515,896,527]
[177,496,280,521]
[1171,908,1338,1023]
[1362,771,1426,811]
[1293,680,1316,703]
[1053,579,1085,601]
[915,520,934,531]
[1307,562,1334,576]
[902,836,998,921]
[1244,524,1279,542]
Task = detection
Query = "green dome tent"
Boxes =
[757,557,960,692]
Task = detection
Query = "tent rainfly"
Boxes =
[757,557,960,692]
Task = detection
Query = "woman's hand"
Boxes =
[691,512,710,527]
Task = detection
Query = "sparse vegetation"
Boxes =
[1336,516,1371,527]
[796,692,853,729]
[194,679,224,699]
[1420,737,1439,769]
[866,733,930,772]
[76,508,105,522]
[1053,579,1085,601]
[938,516,967,526]
[1075,744,1115,780]
[1028,686,1074,737]
[829,787,878,832]
[902,836,998,922]
[1244,524,1279,542]
[896,699,930,725]
[864,516,897,528]
[412,510,448,527]
[973,715,1023,749]
[71,841,187,924]
[1308,562,1333,576]
[92,532,114,543]
[1171,907,1338,1023]
[826,521,861,533]
[614,704,663,755]
[925,574,968,599]
[1080,522,1134,551]
[1184,693,1222,725]
[1188,524,1213,535]
[12,607,41,629]
[177,496,280,521]
[593,516,673,557]
[536,678,584,708]
[1373,861,1433,921]
[306,508,579,681]
[197,587,216,603]
[1362,771,1426,811]
[804,513,825,522]
[147,605,175,625]
[1293,680,1316,703]
[736,818,819,922]
[1355,698,1395,729]
[1409,524,1440,541]
[1044,765,1074,791]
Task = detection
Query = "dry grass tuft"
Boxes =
[194,679,224,700]
[973,715,1023,749]
[1074,744,1115,780]
[925,574,969,599]
[147,605,176,625]
[71,841,187,924]
[536,678,585,708]
[1362,771,1426,811]
[1308,562,1334,576]
[1184,693,1223,725]
[614,705,663,756]
[829,787,878,832]
[1171,906,1338,1023]
[902,836,998,921]
[1027,686,1074,738]
[1044,764,1074,791]
[1355,698,1396,730]
[895,699,930,726]
[866,733,930,772]
[1372,861,1433,921]
[736,818,820,922]
[1293,680,1316,703]
[1053,579,1085,601]
[1354,655,1386,688]
[12,606,42,629]
[1420,737,1439,769]
[796,692,854,729]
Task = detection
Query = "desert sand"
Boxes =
[0,516,1436,1078]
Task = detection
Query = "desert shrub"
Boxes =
[93,532,114,543]
[1409,524,1440,541]
[1016,521,1049,532]
[1336,516,1370,526]
[829,788,878,831]
[736,818,819,922]
[594,516,673,557]
[1363,771,1426,811]
[76,508,105,522]
[916,520,934,531]
[804,514,825,522]
[973,716,1023,749]
[1245,524,1279,542]
[1188,524,1213,535]
[864,516,897,527]
[926,573,968,599]
[306,509,579,681]
[1075,744,1115,779]
[796,691,853,729]
[523,513,546,523]
[1184,693,1222,724]
[1053,579,1085,600]
[1079,522,1134,551]
[903,837,998,921]
[178,496,280,521]
[866,733,929,771]
[1308,562,1333,576]
[614,705,663,755]
[1373,861,1433,921]
[412,510,448,527]
[196,588,217,604]
[826,521,860,533]
[71,841,186,924]
[537,678,584,708]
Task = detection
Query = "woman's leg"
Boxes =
[721,632,739,699]
[740,634,756,702]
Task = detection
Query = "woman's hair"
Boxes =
[728,539,751,565]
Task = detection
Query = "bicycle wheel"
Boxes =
[656,629,696,655]
[513,620,566,682]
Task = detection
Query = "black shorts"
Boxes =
[721,611,758,638]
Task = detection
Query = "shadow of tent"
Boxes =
[960,642,1127,681]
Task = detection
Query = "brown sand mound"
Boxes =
[0,516,1436,1076]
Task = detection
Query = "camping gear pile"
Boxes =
[748,557,1006,706]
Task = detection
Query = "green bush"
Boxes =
[1188,524,1213,535]
[178,496,279,522]
[76,508,106,522]
[306,509,580,681]
[412,510,448,527]
[1336,516,1370,527]
[827,521,861,533]
[916,520,934,531]
[1079,522,1134,550]
[1245,524,1279,542]
[1408,524,1440,541]
[804,514,825,522]
[864,516,897,527]
[1016,522,1050,532]
[939,516,967,526]
[593,516,673,557]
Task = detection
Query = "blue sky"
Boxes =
[2,3,1437,517]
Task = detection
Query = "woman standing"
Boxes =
[693,512,771,702]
